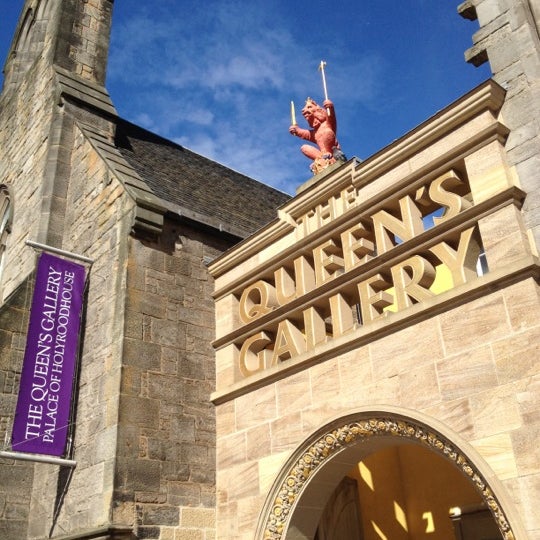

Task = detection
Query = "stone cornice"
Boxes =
[54,66,117,117]
[211,254,539,405]
[209,80,507,284]
[354,79,506,186]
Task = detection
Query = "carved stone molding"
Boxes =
[263,417,514,540]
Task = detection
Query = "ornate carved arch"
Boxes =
[258,411,517,540]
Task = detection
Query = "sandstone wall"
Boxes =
[215,277,539,539]
[0,282,33,539]
[210,82,539,540]
[0,43,58,301]
[0,3,65,535]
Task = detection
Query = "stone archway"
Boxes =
[257,411,517,540]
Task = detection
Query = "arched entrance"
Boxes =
[257,411,517,540]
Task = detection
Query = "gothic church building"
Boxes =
[0,1,289,539]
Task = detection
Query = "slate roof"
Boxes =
[114,118,291,238]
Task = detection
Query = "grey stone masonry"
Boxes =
[114,219,231,538]
[0,1,283,538]
[52,0,113,85]
[3,1,113,92]
[460,0,540,250]
[0,281,33,540]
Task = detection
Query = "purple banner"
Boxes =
[12,252,86,457]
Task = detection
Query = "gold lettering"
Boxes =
[391,255,435,310]
[414,185,433,208]
[340,184,359,213]
[341,223,375,271]
[317,198,335,227]
[272,319,306,363]
[274,256,315,306]
[313,239,345,285]
[371,195,424,254]
[430,227,480,286]
[294,256,316,296]
[303,306,327,349]
[295,213,311,239]
[239,280,277,324]
[295,184,360,239]
[357,274,393,324]
[239,332,273,378]
[274,266,296,306]
[295,209,316,239]
[429,170,472,225]
[329,293,355,338]
[234,168,481,380]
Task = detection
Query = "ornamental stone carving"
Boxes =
[263,417,514,540]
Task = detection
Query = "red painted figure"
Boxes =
[289,98,344,174]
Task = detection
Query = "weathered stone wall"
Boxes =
[0,0,245,536]
[0,40,58,302]
[22,115,137,539]
[0,0,115,302]
[53,0,113,85]
[0,4,65,537]
[0,281,33,539]
[0,2,126,536]
[115,220,231,539]
[0,97,234,539]
[463,0,540,248]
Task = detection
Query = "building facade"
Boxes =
[210,1,539,539]
[0,1,539,540]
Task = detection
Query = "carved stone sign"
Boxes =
[236,168,480,378]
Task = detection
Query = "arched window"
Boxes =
[3,0,52,88]
[0,186,13,284]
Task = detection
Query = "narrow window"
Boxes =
[0,186,13,284]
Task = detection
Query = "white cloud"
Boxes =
[184,107,214,126]
[174,134,219,160]
[106,0,390,191]
[207,51,284,90]
[132,112,157,132]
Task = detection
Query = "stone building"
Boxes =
[0,1,289,539]
[0,1,539,540]
[209,1,540,540]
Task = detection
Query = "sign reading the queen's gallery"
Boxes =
[235,169,481,378]
[12,252,86,457]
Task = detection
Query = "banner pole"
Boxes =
[25,240,94,265]
[0,450,76,467]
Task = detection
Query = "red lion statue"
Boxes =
[289,98,346,174]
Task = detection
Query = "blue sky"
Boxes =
[1,1,490,194]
